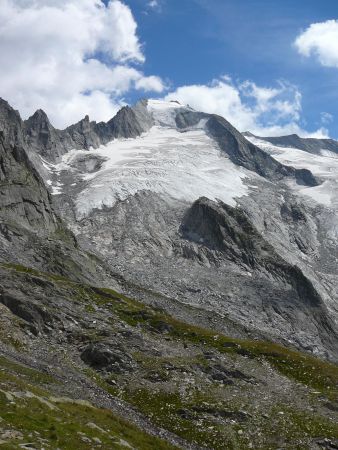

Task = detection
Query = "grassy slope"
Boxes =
[0,263,337,449]
[0,356,174,449]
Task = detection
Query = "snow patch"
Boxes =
[147,99,190,128]
[248,136,338,209]
[51,181,63,195]
[56,126,253,218]
[320,149,338,159]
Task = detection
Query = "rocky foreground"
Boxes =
[0,263,337,449]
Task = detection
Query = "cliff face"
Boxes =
[0,99,57,233]
[206,115,318,186]
[180,197,338,359]
[0,98,117,287]
[23,99,154,163]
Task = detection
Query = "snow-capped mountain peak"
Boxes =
[146,99,190,127]
[48,102,252,218]
[34,99,319,220]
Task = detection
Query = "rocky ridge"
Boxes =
[243,132,338,155]
[24,100,153,163]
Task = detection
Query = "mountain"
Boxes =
[23,100,153,162]
[43,99,336,359]
[243,131,338,156]
[0,97,337,449]
[245,132,338,212]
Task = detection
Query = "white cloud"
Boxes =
[164,77,328,138]
[0,0,165,128]
[135,75,164,92]
[0,1,329,138]
[321,112,334,125]
[148,0,159,9]
[295,20,338,68]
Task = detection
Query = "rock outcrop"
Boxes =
[244,132,338,155]
[23,99,154,163]
[206,115,318,186]
[0,99,57,233]
[180,197,338,360]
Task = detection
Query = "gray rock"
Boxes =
[0,98,58,234]
[23,99,154,164]
[180,197,338,359]
[244,132,338,155]
[206,115,318,186]
[81,343,136,373]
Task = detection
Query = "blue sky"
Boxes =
[0,1,337,137]
[123,0,338,137]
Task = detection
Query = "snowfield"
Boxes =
[248,136,338,210]
[147,99,185,127]
[57,123,252,218]
[48,99,338,220]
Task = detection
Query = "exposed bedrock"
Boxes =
[0,99,58,233]
[206,114,318,186]
[244,132,338,155]
[73,189,338,361]
[180,197,338,360]
[23,99,154,163]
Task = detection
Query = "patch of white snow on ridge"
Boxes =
[247,136,338,209]
[147,99,187,127]
[51,181,63,195]
[61,126,253,218]
[320,149,338,159]
[40,157,54,171]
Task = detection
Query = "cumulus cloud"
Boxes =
[0,1,328,138]
[164,77,327,138]
[0,0,164,128]
[295,20,338,68]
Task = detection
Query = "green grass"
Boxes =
[125,389,229,449]
[121,384,338,450]
[0,356,175,450]
[3,262,338,400]
[256,405,338,450]
[77,285,338,401]
[0,356,55,387]
[1,263,338,449]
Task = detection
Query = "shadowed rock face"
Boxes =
[24,109,64,160]
[180,197,338,359]
[175,110,207,129]
[0,98,121,287]
[0,99,58,233]
[175,109,318,187]
[23,99,154,163]
[64,115,102,150]
[244,132,338,155]
[206,115,318,186]
[92,100,154,145]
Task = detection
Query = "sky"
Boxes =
[0,0,337,138]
